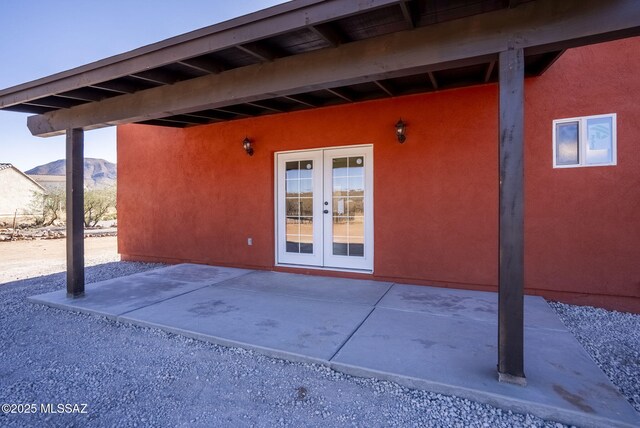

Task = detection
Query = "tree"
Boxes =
[84,186,116,227]
[25,189,65,226]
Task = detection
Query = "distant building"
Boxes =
[0,163,46,221]
[28,174,66,191]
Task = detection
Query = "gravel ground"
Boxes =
[0,261,637,427]
[0,236,118,284]
[549,301,640,413]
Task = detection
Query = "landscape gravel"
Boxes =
[0,260,637,427]
[549,301,640,413]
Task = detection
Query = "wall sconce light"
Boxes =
[395,119,406,143]
[243,137,254,156]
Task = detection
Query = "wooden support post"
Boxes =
[66,128,85,297]
[497,46,526,385]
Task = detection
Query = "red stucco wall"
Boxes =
[118,37,640,312]
[524,39,640,311]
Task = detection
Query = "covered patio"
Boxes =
[2,0,640,412]
[29,263,639,427]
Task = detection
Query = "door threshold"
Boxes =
[275,263,373,275]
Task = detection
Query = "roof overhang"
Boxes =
[1,0,639,137]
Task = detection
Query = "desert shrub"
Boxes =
[25,189,65,226]
[84,186,116,227]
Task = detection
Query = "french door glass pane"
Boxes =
[332,156,365,257]
[285,160,313,254]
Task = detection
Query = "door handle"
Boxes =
[323,209,329,214]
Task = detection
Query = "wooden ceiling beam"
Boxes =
[398,0,417,29]
[283,95,316,108]
[0,0,408,108]
[427,72,438,90]
[236,42,280,62]
[0,0,403,105]
[308,23,345,47]
[374,80,394,96]
[25,97,80,109]
[245,102,283,113]
[56,88,109,102]
[89,81,139,94]
[484,60,496,82]
[26,0,640,136]
[130,69,181,85]
[325,88,352,102]
[212,107,251,118]
[183,111,225,121]
[531,50,566,76]
[177,58,226,74]
[138,119,189,128]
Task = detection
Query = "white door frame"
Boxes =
[276,150,324,266]
[274,145,373,272]
[322,146,374,270]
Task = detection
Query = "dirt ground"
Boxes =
[0,236,118,284]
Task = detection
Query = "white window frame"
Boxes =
[552,113,617,168]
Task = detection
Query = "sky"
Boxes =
[0,0,288,171]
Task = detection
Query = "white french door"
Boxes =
[276,146,373,271]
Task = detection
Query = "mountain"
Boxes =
[26,158,116,189]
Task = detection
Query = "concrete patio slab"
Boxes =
[28,263,639,428]
[214,270,392,305]
[331,307,639,428]
[27,264,252,319]
[141,263,253,284]
[118,285,373,363]
[378,284,567,331]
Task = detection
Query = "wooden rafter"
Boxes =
[20,0,640,136]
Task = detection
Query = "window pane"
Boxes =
[285,179,299,197]
[333,177,348,195]
[300,240,313,254]
[299,218,313,237]
[285,161,300,179]
[299,160,313,178]
[332,158,348,176]
[333,198,346,216]
[299,198,313,216]
[349,216,364,243]
[285,219,314,254]
[285,198,299,216]
[333,243,348,256]
[284,160,313,254]
[285,218,300,236]
[299,231,313,254]
[286,235,300,253]
[332,156,365,258]
[348,156,364,175]
[348,197,364,217]
[556,122,579,165]
[348,243,364,257]
[348,176,364,193]
[585,116,613,165]
[299,178,313,195]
